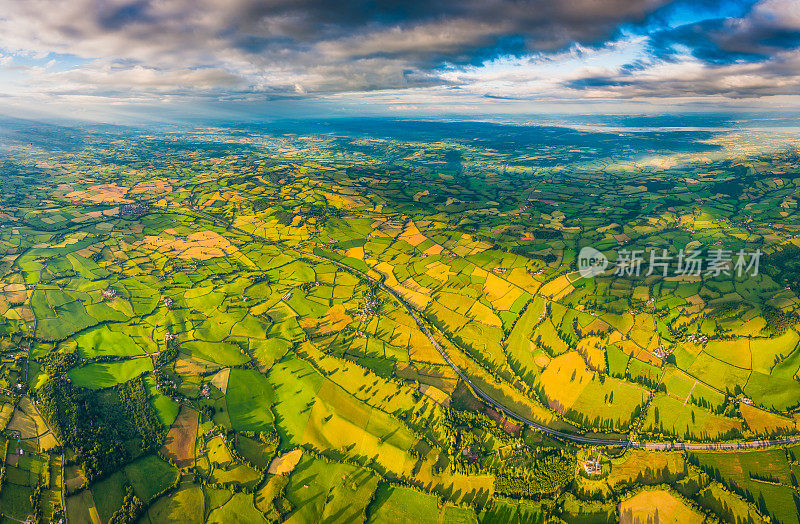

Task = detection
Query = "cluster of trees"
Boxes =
[38,375,163,481]
[762,305,799,336]
[108,484,144,524]
[688,394,725,414]
[154,339,180,398]
[626,371,663,391]
[764,245,800,296]
[41,348,78,374]
[30,482,43,522]
[494,451,575,497]
[155,344,178,368]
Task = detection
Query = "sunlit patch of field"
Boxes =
[539,275,574,300]
[300,304,352,335]
[136,230,255,265]
[268,449,303,475]
[375,262,431,309]
[538,352,593,412]
[161,407,199,468]
[3,283,27,304]
[644,395,744,439]
[740,403,795,435]
[66,183,130,204]
[619,489,703,524]
[703,338,752,369]
[398,222,427,247]
[608,450,685,486]
[129,179,173,195]
[576,336,607,371]
[420,384,450,407]
[210,367,231,394]
[482,273,516,304]
[466,300,502,327]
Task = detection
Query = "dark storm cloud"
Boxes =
[650,18,800,64]
[97,1,153,31]
[2,0,800,104]
[648,0,800,64]
[0,0,672,93]
[556,0,800,99]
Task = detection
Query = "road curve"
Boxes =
[191,207,800,451]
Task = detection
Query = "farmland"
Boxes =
[0,116,796,522]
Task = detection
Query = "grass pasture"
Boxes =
[123,454,179,503]
[91,471,126,523]
[619,489,702,524]
[740,403,796,436]
[74,324,146,358]
[608,450,686,486]
[146,482,205,524]
[65,490,100,524]
[690,449,799,524]
[745,370,800,411]
[284,455,378,523]
[68,358,153,389]
[181,340,249,366]
[226,368,276,432]
[234,435,276,469]
[32,288,98,341]
[367,483,440,523]
[207,492,267,524]
[645,395,743,440]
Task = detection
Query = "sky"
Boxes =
[0,0,799,121]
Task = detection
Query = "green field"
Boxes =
[68,358,154,388]
[1,114,799,523]
[124,455,180,503]
[226,368,276,432]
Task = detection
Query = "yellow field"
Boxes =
[3,283,26,303]
[466,301,502,327]
[406,329,447,366]
[398,223,427,246]
[425,260,452,282]
[492,287,526,311]
[423,244,443,256]
[39,432,59,452]
[506,267,542,295]
[538,352,593,412]
[577,336,607,371]
[420,384,450,407]
[539,275,574,300]
[740,403,796,435]
[483,273,515,303]
[609,451,685,485]
[210,367,231,394]
[66,183,130,204]
[704,338,751,368]
[268,449,303,475]
[619,490,702,524]
[130,179,173,195]
[534,352,550,368]
[136,230,252,264]
[301,304,352,335]
[344,246,364,260]
[375,262,431,310]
